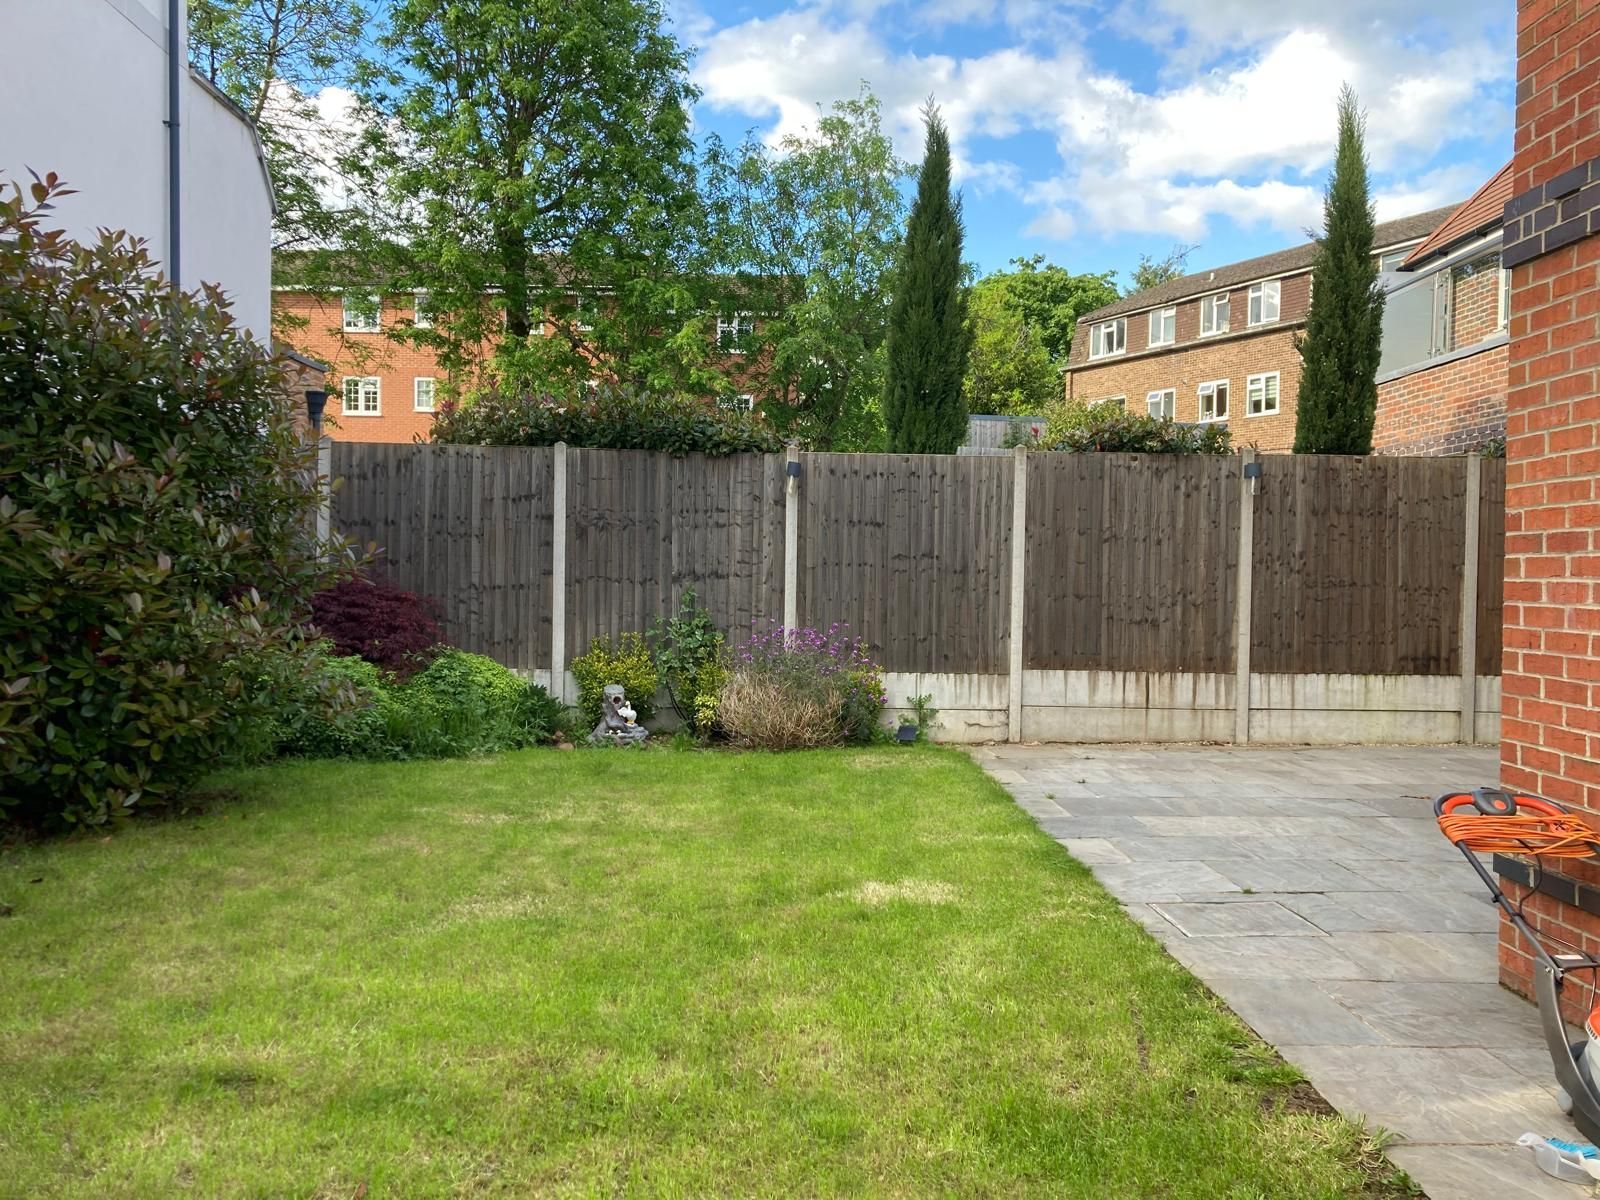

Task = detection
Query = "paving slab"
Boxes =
[974,742,1582,1200]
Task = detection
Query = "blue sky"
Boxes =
[676,0,1515,282]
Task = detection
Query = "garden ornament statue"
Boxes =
[591,684,648,746]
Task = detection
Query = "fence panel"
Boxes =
[1251,454,1465,675]
[797,452,1012,673]
[564,449,785,656]
[331,443,554,669]
[1023,453,1241,672]
[1477,457,1507,676]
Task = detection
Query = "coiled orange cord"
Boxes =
[1437,811,1600,857]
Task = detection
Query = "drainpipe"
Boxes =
[166,0,182,288]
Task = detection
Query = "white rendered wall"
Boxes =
[0,0,272,338]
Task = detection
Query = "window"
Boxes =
[717,313,755,353]
[575,298,594,332]
[1088,318,1126,359]
[341,376,380,416]
[718,393,755,412]
[1197,379,1229,422]
[1199,292,1229,336]
[1146,388,1176,419]
[1247,281,1280,326]
[342,294,381,332]
[1245,372,1279,416]
[413,292,433,329]
[1103,396,1126,410]
[1498,267,1511,331]
[1378,248,1412,271]
[1148,307,1176,347]
[413,377,436,412]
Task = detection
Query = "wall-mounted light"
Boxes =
[305,389,328,434]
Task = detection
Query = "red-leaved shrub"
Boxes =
[310,575,446,678]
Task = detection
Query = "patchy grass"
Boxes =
[0,748,1408,1198]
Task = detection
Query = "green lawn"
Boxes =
[0,748,1405,1198]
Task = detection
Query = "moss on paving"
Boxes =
[0,748,1411,1197]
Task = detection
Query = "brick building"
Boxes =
[1493,0,1600,1020]
[1372,163,1513,456]
[273,285,768,445]
[1062,206,1456,451]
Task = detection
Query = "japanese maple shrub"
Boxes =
[310,574,446,678]
[0,176,356,825]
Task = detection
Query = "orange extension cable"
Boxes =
[1437,811,1600,857]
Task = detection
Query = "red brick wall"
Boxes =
[1498,0,1600,1005]
[1373,343,1508,455]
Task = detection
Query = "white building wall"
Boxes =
[0,0,273,338]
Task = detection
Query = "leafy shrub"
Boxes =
[719,624,885,749]
[1041,407,1232,454]
[309,575,445,678]
[0,176,356,826]
[572,633,659,729]
[270,654,399,760]
[429,386,785,456]
[649,591,727,736]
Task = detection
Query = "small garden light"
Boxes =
[305,388,328,433]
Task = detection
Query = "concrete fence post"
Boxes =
[1460,454,1482,744]
[1234,448,1257,745]
[315,435,332,546]
[784,443,800,631]
[1008,446,1028,743]
[550,442,569,702]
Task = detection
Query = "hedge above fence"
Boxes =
[430,388,786,456]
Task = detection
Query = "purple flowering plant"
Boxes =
[734,620,887,743]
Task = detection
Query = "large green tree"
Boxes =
[882,105,969,454]
[1130,243,1196,293]
[347,0,720,398]
[963,274,1058,415]
[703,91,909,449]
[997,255,1118,367]
[188,0,366,251]
[1293,86,1385,454]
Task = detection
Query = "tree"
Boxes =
[1130,243,1196,292]
[703,90,909,450]
[995,255,1118,367]
[882,104,970,454]
[1293,86,1385,455]
[963,274,1058,415]
[347,0,717,399]
[187,0,366,250]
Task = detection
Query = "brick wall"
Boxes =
[1373,343,1508,455]
[1067,326,1303,450]
[1453,252,1505,347]
[1497,0,1600,1005]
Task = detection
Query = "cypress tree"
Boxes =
[883,104,970,454]
[1293,86,1385,455]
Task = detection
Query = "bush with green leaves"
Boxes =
[1042,409,1233,454]
[649,591,728,737]
[430,386,785,455]
[720,623,885,749]
[572,633,659,729]
[0,175,357,826]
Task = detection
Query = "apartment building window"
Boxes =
[1089,318,1126,359]
[1100,396,1127,410]
[718,393,755,412]
[414,377,436,412]
[413,292,433,329]
[342,376,381,416]
[1198,379,1228,422]
[1245,372,1279,416]
[1148,307,1176,347]
[717,313,755,352]
[342,294,381,332]
[1199,292,1229,336]
[1378,248,1412,272]
[1146,388,1176,419]
[1247,281,1280,326]
[1498,267,1511,331]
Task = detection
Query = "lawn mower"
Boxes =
[1436,787,1600,1144]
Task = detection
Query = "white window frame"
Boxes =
[718,393,755,412]
[1245,371,1279,417]
[575,297,595,333]
[413,376,437,413]
[1146,388,1176,419]
[1148,306,1176,347]
[1498,267,1511,331]
[716,313,755,354]
[1199,292,1229,337]
[342,375,381,417]
[1088,318,1126,360]
[1247,281,1280,327]
[342,293,381,333]
[1197,379,1229,422]
[413,291,433,329]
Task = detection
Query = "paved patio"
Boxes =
[972,743,1582,1200]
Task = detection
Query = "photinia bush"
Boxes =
[310,574,446,678]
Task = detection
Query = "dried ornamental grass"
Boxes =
[718,672,844,749]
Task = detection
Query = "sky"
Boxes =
[675,0,1514,282]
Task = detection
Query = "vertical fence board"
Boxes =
[1477,458,1507,677]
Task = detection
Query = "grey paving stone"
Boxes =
[1055,837,1131,865]
[1204,975,1385,1046]
[1134,814,1370,838]
[1386,1144,1581,1200]
[1113,836,1281,863]
[1202,858,1382,894]
[1326,932,1500,983]
[1281,890,1499,935]
[1151,899,1323,937]
[1089,861,1241,901]
[1318,980,1551,1050]
[1158,933,1374,981]
[1034,816,1156,839]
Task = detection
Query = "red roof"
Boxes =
[1402,162,1513,267]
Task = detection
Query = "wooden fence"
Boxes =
[331,443,1506,726]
